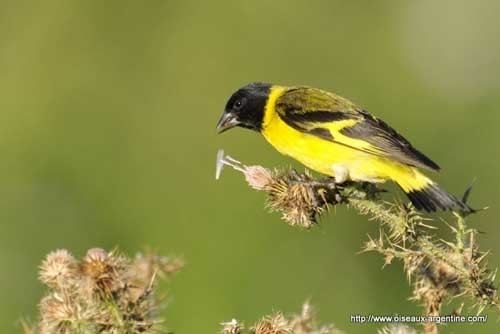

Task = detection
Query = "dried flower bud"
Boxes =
[288,302,314,334]
[221,319,243,334]
[33,248,181,334]
[226,303,342,334]
[81,248,112,286]
[39,292,79,333]
[265,172,337,228]
[253,313,292,334]
[39,250,78,289]
[84,248,108,264]
[215,150,344,228]
[80,248,126,294]
[244,166,274,190]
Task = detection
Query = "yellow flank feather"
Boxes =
[261,86,431,192]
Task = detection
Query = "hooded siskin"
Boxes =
[217,82,469,212]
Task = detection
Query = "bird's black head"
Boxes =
[216,82,271,133]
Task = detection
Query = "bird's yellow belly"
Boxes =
[264,128,368,178]
[261,117,402,183]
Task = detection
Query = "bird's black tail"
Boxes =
[405,183,470,213]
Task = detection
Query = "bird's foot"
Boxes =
[309,177,343,205]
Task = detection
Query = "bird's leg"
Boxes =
[308,177,344,205]
[358,182,386,196]
[287,171,344,206]
[294,177,337,190]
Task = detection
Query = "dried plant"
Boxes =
[24,248,183,334]
[220,302,343,334]
[216,150,498,334]
[221,303,425,334]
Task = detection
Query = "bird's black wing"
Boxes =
[276,87,441,171]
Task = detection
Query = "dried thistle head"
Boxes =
[126,251,184,302]
[252,313,292,334]
[39,250,78,290]
[264,171,328,228]
[221,319,243,334]
[216,151,341,228]
[223,303,342,334]
[244,166,275,191]
[80,248,127,294]
[287,302,338,334]
[38,292,82,334]
[287,302,314,334]
[33,247,181,334]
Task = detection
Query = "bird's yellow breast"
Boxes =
[260,86,361,176]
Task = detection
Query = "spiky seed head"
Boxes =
[221,319,243,334]
[80,248,124,294]
[266,177,323,228]
[81,248,110,279]
[84,248,108,263]
[39,249,78,289]
[33,248,181,334]
[287,302,315,334]
[253,314,292,334]
[244,166,274,190]
[39,293,79,333]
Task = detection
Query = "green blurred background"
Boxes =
[1,1,499,333]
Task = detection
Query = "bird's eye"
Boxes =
[234,98,246,110]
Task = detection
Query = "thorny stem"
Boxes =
[422,289,443,334]
[216,150,499,334]
[455,214,467,251]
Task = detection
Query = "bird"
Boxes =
[216,82,469,212]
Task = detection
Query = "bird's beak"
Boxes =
[216,112,240,134]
